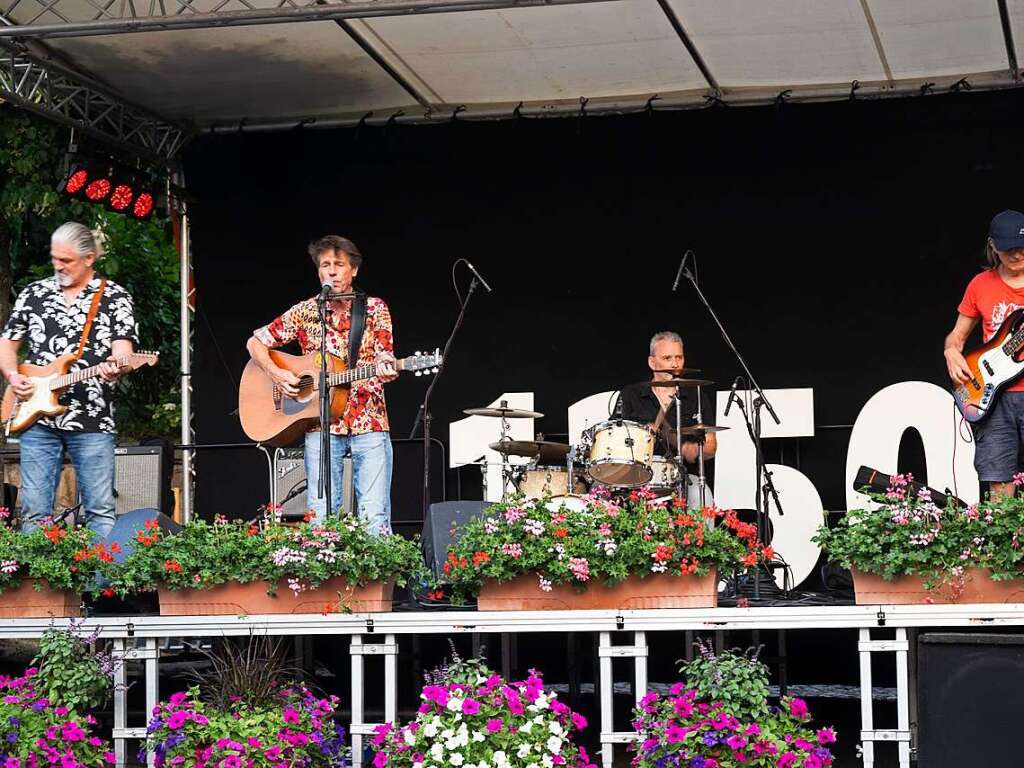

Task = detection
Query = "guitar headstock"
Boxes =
[120,351,160,370]
[403,348,442,377]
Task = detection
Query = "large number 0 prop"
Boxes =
[713,389,823,588]
[845,381,979,512]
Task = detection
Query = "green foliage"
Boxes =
[443,493,761,603]
[0,522,107,595]
[0,105,180,441]
[102,515,427,597]
[31,623,113,714]
[679,640,771,722]
[185,636,301,712]
[812,472,1024,589]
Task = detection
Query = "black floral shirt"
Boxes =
[1,276,139,433]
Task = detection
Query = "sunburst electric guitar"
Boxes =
[238,349,442,446]
[1,351,160,436]
[953,308,1024,422]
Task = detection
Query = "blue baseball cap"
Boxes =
[989,210,1024,251]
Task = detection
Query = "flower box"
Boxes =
[851,567,1024,605]
[0,578,80,618]
[157,576,394,615]
[476,571,717,611]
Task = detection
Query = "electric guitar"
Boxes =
[1,351,160,435]
[238,348,441,446]
[952,308,1024,422]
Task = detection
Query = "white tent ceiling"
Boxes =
[1,0,1023,134]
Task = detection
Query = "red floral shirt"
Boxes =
[253,296,394,435]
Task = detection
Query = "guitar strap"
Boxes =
[74,278,107,362]
[348,292,367,370]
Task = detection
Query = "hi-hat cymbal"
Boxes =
[464,406,544,419]
[642,378,714,388]
[489,440,570,461]
[678,424,730,435]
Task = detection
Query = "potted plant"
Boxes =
[443,490,767,609]
[0,520,117,617]
[631,642,837,768]
[31,620,117,715]
[103,514,425,615]
[813,472,1024,604]
[143,637,349,767]
[0,667,115,767]
[371,651,596,768]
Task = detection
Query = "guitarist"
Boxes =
[245,235,397,533]
[946,210,1024,499]
[0,222,138,538]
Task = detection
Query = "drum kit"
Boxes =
[464,375,729,508]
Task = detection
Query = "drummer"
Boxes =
[616,331,716,499]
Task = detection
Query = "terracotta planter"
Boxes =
[158,576,394,615]
[0,579,80,618]
[476,571,717,611]
[851,567,1024,605]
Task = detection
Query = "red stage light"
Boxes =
[85,178,112,201]
[132,192,154,219]
[109,184,134,211]
[65,169,89,194]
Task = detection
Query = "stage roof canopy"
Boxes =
[1,0,1022,157]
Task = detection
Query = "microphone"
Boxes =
[465,261,493,293]
[319,280,333,299]
[672,251,691,292]
[723,376,742,417]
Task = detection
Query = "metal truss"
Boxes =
[0,42,189,162]
[0,0,621,39]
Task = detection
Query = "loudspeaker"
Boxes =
[113,446,163,516]
[422,500,490,579]
[918,633,1024,766]
[94,507,181,592]
[272,447,354,519]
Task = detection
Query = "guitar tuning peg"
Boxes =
[414,371,422,377]
[432,367,439,374]
[415,350,420,356]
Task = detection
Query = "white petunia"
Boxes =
[423,722,439,738]
[447,698,465,712]
[520,721,534,734]
[546,736,562,754]
[472,731,486,742]
[430,743,444,761]
[450,754,465,766]
[492,751,508,766]
[517,744,533,758]
[548,721,564,736]
[404,729,418,746]
[442,729,455,740]
[541,757,554,768]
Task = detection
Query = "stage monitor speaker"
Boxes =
[918,633,1024,767]
[113,446,163,516]
[422,500,490,579]
[273,447,354,519]
[95,507,181,590]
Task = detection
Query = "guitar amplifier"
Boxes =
[273,447,354,519]
[113,445,163,516]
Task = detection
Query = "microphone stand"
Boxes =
[317,289,333,519]
[422,277,480,516]
[678,262,782,599]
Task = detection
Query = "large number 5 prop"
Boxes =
[714,388,823,588]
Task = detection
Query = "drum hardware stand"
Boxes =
[565,445,577,494]
[675,251,781,600]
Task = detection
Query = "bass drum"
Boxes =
[517,465,588,499]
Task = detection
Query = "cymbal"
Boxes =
[678,424,730,435]
[464,406,544,419]
[651,368,702,375]
[489,440,570,461]
[643,378,714,388]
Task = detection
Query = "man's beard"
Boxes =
[54,272,73,287]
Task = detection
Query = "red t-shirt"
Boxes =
[958,268,1024,392]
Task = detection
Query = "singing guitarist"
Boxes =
[0,222,138,537]
[245,235,398,533]
[946,210,1024,499]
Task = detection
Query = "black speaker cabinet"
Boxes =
[918,632,1024,767]
[422,500,490,579]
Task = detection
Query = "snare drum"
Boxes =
[585,419,655,487]
[647,455,680,492]
[516,465,588,499]
[544,494,589,513]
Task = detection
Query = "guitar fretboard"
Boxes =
[51,357,138,390]
[327,360,406,386]
[1004,324,1024,357]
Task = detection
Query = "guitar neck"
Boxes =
[327,359,405,387]
[51,357,133,390]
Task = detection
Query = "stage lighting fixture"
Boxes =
[58,155,159,220]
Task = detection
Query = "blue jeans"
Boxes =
[18,425,116,539]
[304,430,392,535]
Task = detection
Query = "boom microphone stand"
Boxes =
[673,251,782,599]
[317,285,333,518]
